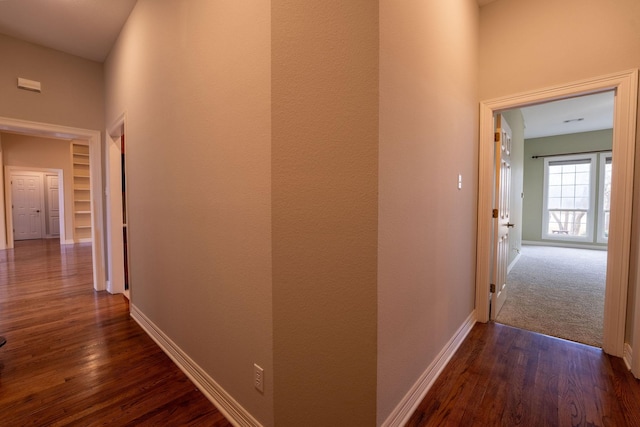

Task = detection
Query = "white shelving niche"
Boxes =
[71,143,92,242]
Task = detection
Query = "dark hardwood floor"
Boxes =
[0,239,231,426]
[408,322,640,427]
[5,240,640,426]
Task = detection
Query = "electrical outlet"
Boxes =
[254,363,264,393]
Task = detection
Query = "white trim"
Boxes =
[130,304,262,427]
[0,116,105,291]
[521,240,607,251]
[597,152,613,244]
[105,113,126,295]
[507,251,522,274]
[5,167,65,244]
[381,311,476,427]
[476,70,638,359]
[624,343,633,371]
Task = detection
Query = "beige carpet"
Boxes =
[495,245,606,347]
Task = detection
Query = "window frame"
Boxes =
[541,153,597,242]
[597,152,613,244]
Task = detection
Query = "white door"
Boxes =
[46,174,60,236]
[12,173,44,240]
[491,115,513,319]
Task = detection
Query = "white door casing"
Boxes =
[12,172,44,240]
[476,69,638,359]
[106,113,126,295]
[5,167,65,246]
[491,115,512,319]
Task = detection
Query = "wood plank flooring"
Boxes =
[5,240,640,426]
[408,322,640,427]
[0,239,231,426]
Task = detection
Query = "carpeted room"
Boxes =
[495,97,612,348]
[496,245,606,347]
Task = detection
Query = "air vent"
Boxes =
[17,77,41,93]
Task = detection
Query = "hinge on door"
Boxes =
[494,132,500,142]
[492,209,498,218]
[490,284,496,293]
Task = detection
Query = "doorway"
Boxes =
[491,93,613,347]
[9,170,64,241]
[105,113,130,297]
[475,70,638,358]
[0,116,105,292]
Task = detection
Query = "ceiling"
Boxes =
[0,0,614,140]
[519,91,615,139]
[0,0,137,62]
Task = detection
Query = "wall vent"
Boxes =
[17,77,41,93]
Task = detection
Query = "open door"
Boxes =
[491,114,513,319]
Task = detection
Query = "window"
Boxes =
[542,152,612,243]
[542,154,597,242]
[597,152,612,243]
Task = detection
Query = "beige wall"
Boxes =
[271,1,378,425]
[480,0,640,100]
[105,1,273,425]
[480,0,640,348]
[1,132,74,239]
[0,34,103,131]
[378,0,479,423]
[107,1,479,425]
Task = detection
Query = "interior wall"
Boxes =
[378,0,479,423]
[271,1,379,425]
[522,129,613,246]
[0,33,103,131]
[104,1,273,425]
[502,110,525,267]
[479,0,640,360]
[1,132,74,239]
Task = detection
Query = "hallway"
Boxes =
[0,240,230,425]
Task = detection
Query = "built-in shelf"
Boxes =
[72,143,92,242]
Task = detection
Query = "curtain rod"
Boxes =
[531,149,612,159]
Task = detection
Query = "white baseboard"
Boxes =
[130,304,262,427]
[381,311,477,427]
[521,240,607,251]
[624,342,633,370]
[507,252,522,274]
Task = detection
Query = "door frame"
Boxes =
[6,168,64,242]
[475,69,638,358]
[105,112,127,295]
[0,116,105,292]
